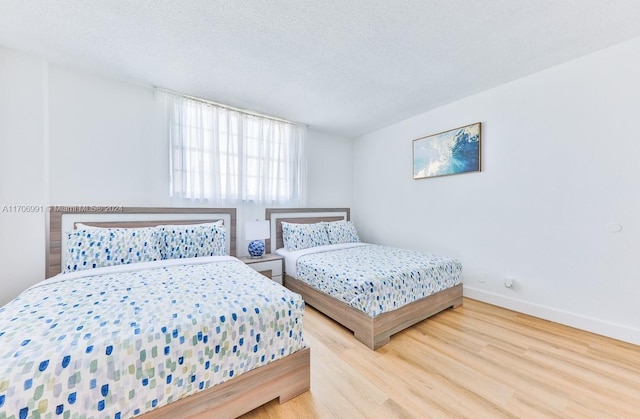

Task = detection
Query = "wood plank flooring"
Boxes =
[240,298,640,418]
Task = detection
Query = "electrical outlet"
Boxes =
[504,277,515,289]
[479,272,487,283]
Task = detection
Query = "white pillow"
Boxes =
[282,222,330,251]
[324,220,361,244]
[75,222,102,229]
[63,227,161,273]
[157,221,226,259]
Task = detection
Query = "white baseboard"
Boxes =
[463,285,640,346]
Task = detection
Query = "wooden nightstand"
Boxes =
[238,253,284,284]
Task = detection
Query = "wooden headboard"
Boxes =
[264,208,350,253]
[47,207,236,278]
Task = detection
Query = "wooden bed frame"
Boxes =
[47,206,238,277]
[265,208,463,350]
[46,207,310,418]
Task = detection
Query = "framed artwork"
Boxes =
[413,122,481,179]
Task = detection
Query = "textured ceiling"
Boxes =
[1,1,640,137]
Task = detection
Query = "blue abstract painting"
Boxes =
[413,122,481,179]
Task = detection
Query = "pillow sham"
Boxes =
[157,222,226,259]
[282,221,330,251]
[324,220,361,244]
[63,226,161,273]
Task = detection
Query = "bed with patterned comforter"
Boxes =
[278,243,462,317]
[0,257,305,418]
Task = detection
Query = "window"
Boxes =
[164,93,306,205]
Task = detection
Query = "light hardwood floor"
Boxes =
[241,298,640,418]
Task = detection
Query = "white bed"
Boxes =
[0,207,310,418]
[266,208,463,350]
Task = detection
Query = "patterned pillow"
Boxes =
[325,220,361,244]
[158,222,227,259]
[63,227,161,273]
[282,221,330,251]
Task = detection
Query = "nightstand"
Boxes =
[238,253,284,284]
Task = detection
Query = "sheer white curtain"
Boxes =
[156,90,307,253]
[163,92,306,205]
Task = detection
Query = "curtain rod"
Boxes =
[155,87,307,128]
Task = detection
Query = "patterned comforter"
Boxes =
[0,257,305,418]
[279,243,462,317]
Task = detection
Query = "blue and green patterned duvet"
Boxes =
[0,257,305,418]
[282,244,462,317]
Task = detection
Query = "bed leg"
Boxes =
[372,334,391,350]
[278,348,311,403]
[354,331,390,350]
[452,298,463,309]
[354,331,375,350]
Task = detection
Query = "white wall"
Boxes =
[306,129,353,208]
[48,65,169,206]
[0,47,47,304]
[0,49,354,303]
[353,36,640,344]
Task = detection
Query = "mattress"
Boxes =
[277,243,462,317]
[0,257,305,418]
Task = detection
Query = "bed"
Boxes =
[0,207,309,418]
[265,208,463,350]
